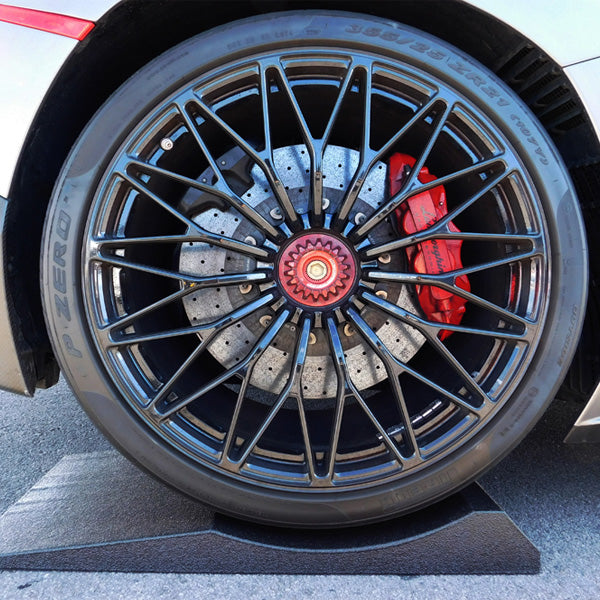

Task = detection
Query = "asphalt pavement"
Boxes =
[1,378,599,599]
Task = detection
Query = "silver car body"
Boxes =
[1,0,599,441]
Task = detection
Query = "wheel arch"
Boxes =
[5,0,600,393]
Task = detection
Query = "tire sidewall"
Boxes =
[41,11,587,527]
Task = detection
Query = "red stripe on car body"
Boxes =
[0,4,94,40]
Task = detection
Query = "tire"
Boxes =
[41,11,587,527]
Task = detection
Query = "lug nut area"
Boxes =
[306,259,328,281]
[277,233,358,309]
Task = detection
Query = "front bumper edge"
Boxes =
[0,194,34,395]
[565,383,600,443]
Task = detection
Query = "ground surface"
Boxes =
[1,378,599,599]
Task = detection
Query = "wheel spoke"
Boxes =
[97,234,205,246]
[295,321,318,481]
[446,232,542,244]
[321,62,358,148]
[270,60,358,223]
[346,307,481,416]
[145,294,275,413]
[333,64,373,229]
[359,292,492,406]
[156,307,291,420]
[235,316,312,468]
[270,64,321,219]
[345,308,419,459]
[185,89,301,230]
[446,247,543,278]
[351,100,454,240]
[367,231,541,259]
[109,290,276,347]
[255,64,302,228]
[116,170,200,230]
[361,168,516,258]
[220,370,252,464]
[353,151,506,241]
[220,307,298,465]
[359,289,528,341]
[114,171,272,260]
[336,93,440,228]
[98,231,270,261]
[127,155,283,242]
[325,317,407,465]
[323,319,347,481]
[365,269,537,330]
[94,249,271,286]
[94,253,196,282]
[296,394,317,482]
[405,154,506,199]
[428,165,513,230]
[103,286,194,335]
[427,336,491,406]
[369,246,543,282]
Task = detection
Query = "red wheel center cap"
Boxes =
[278,233,357,308]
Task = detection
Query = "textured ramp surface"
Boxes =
[0,451,539,574]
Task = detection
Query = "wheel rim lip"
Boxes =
[80,44,551,493]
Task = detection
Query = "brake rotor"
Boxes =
[180,144,426,399]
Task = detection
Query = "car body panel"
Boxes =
[1,0,116,22]
[0,21,77,198]
[463,0,600,66]
[565,58,600,146]
[565,383,600,443]
[0,0,598,445]
[0,195,29,394]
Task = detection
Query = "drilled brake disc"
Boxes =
[180,145,425,399]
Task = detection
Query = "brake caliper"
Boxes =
[389,153,470,340]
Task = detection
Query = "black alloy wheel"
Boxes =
[42,12,587,527]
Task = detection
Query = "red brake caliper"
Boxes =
[390,153,470,340]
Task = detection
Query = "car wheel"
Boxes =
[41,11,587,527]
